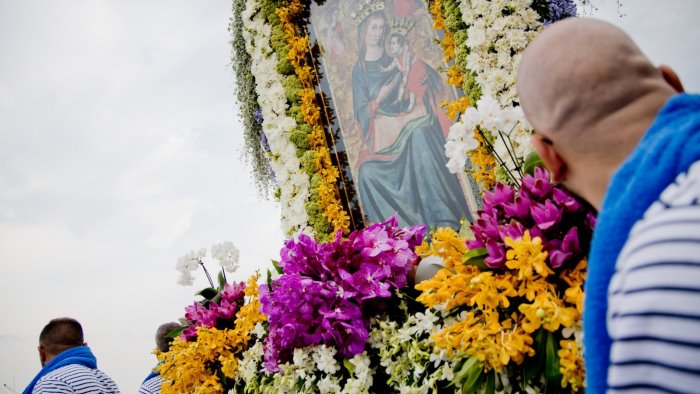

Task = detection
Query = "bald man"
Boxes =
[23,317,120,393]
[517,18,700,393]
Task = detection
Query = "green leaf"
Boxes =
[485,371,495,393]
[523,151,544,176]
[198,287,219,300]
[524,329,546,385]
[271,259,283,275]
[454,355,484,393]
[166,325,186,338]
[545,331,563,382]
[464,247,487,260]
[343,358,355,374]
[218,270,226,289]
[463,247,489,269]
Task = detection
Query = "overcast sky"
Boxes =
[0,1,698,393]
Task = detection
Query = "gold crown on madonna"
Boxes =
[351,0,385,24]
[389,17,415,36]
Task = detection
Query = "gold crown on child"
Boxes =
[389,17,415,36]
[351,0,385,25]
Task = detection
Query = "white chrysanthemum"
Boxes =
[211,241,240,273]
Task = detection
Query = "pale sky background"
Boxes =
[0,1,698,393]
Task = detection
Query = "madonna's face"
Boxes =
[365,16,385,48]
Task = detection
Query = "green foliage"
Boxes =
[276,58,295,75]
[462,71,482,104]
[289,126,310,151]
[287,104,306,124]
[300,149,317,176]
[270,24,289,55]
[282,75,303,102]
[442,0,467,32]
[229,0,274,197]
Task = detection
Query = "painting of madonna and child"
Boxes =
[310,0,481,231]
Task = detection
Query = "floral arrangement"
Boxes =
[431,0,576,188]
[236,0,351,239]
[415,167,593,392]
[259,217,425,370]
[160,243,266,393]
[223,217,425,393]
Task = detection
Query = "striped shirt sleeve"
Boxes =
[607,160,700,394]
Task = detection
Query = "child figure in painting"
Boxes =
[380,17,422,114]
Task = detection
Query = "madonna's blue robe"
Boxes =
[352,54,472,229]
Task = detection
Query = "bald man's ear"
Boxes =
[531,135,567,183]
[659,65,685,93]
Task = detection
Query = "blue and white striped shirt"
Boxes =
[608,160,700,393]
[138,375,163,394]
[33,364,120,393]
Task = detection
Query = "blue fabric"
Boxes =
[584,93,700,393]
[142,364,161,384]
[23,346,97,394]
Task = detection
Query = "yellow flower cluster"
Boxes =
[277,0,350,236]
[558,339,585,392]
[158,275,266,394]
[469,128,497,190]
[416,229,585,379]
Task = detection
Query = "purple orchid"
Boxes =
[468,167,595,271]
[260,215,425,370]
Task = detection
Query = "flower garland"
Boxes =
[414,167,592,392]
[240,0,312,235]
[433,0,576,188]
[230,0,274,196]
[275,0,350,238]
[237,0,353,238]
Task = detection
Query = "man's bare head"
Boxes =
[516,18,683,208]
[38,317,85,365]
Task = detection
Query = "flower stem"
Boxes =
[200,260,214,288]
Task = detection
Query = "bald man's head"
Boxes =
[516,18,681,208]
[518,19,665,152]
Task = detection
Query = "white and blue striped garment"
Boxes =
[608,160,700,393]
[33,364,120,393]
[138,375,163,394]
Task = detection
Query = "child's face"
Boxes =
[388,36,402,56]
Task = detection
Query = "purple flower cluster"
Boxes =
[180,281,246,340]
[260,216,425,371]
[544,0,577,25]
[469,167,595,270]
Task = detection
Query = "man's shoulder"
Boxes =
[138,375,163,394]
[35,364,120,393]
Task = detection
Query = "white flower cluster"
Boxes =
[175,248,206,286]
[240,345,373,394]
[175,242,241,286]
[241,0,310,235]
[368,311,454,392]
[211,241,240,273]
[445,95,532,176]
[459,0,541,106]
[442,0,544,176]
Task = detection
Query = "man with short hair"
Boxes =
[517,17,700,393]
[138,322,180,394]
[23,317,120,393]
